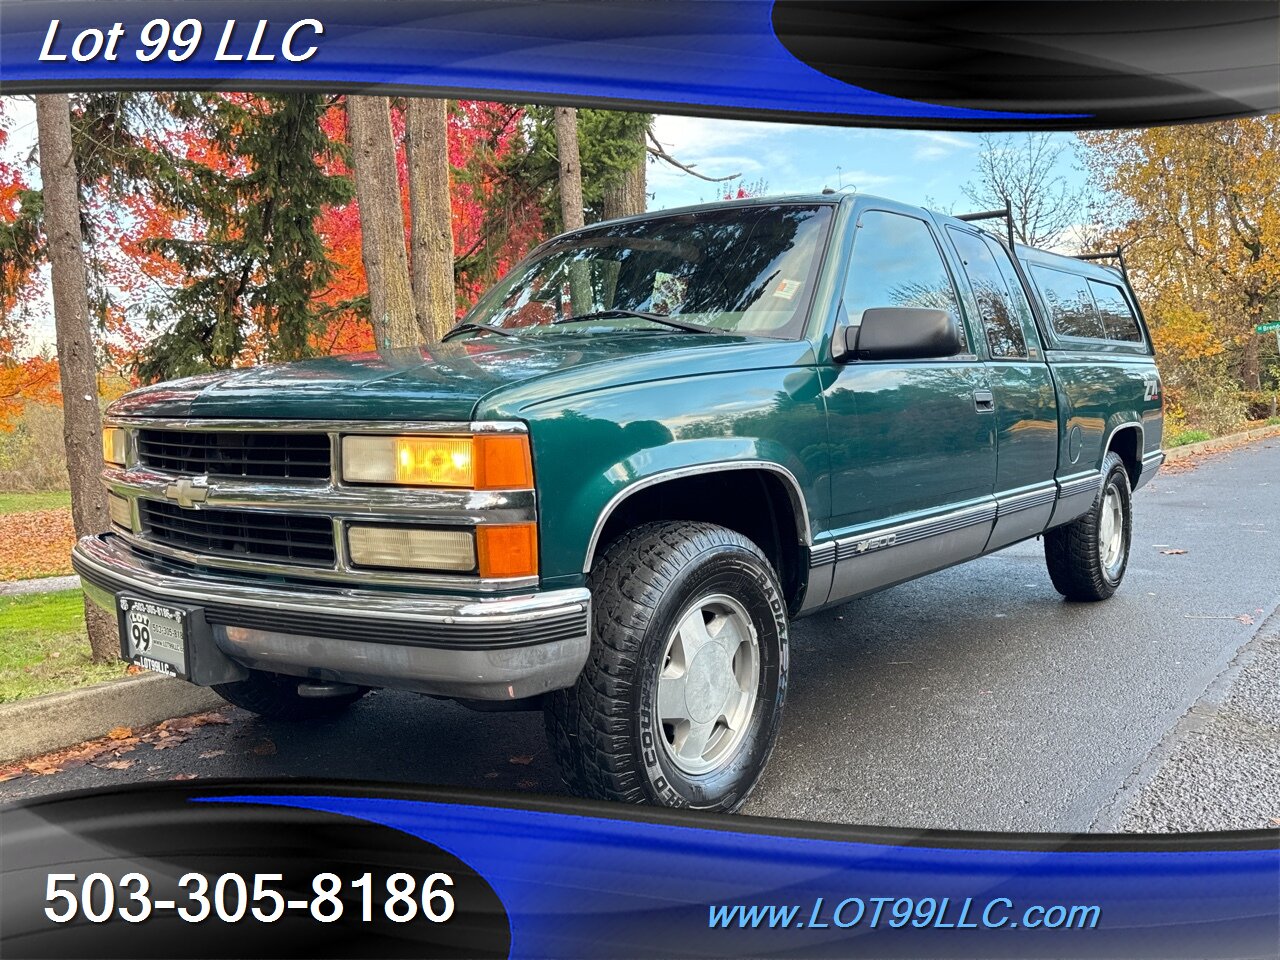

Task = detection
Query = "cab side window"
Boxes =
[1088,279,1144,343]
[947,227,1028,359]
[1030,265,1106,340]
[844,211,962,334]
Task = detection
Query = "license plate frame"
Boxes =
[117,596,191,679]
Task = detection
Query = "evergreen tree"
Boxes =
[136,93,352,379]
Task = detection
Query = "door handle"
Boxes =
[973,389,995,413]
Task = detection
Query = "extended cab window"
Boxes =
[843,211,962,337]
[1030,265,1106,340]
[464,204,834,340]
[948,227,1030,359]
[1088,279,1144,343]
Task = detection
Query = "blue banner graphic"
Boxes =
[3,782,1278,957]
[2,1,1276,129]
[206,791,1280,958]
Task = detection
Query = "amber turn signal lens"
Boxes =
[476,523,538,578]
[473,435,534,490]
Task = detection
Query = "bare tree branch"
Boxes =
[645,130,739,183]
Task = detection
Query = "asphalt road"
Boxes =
[4,439,1279,833]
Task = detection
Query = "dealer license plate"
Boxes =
[119,597,189,678]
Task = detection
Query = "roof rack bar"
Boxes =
[1073,247,1130,280]
[955,202,1015,251]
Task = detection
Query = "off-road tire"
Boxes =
[545,521,788,812]
[213,670,369,720]
[1044,451,1132,602]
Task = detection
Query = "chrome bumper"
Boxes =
[72,534,591,701]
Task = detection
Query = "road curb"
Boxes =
[1164,423,1280,462]
[0,673,223,764]
[0,574,80,596]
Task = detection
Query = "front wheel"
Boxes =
[1044,451,1133,601]
[545,522,788,811]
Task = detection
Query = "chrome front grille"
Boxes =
[139,499,336,567]
[102,418,538,590]
[136,428,331,481]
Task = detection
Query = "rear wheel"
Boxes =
[213,670,369,720]
[545,521,788,811]
[1045,451,1132,601]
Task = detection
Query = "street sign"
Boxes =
[1256,321,1280,333]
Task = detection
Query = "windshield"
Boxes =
[463,203,835,340]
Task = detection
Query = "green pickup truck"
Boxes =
[74,194,1164,811]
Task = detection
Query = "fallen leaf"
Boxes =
[0,771,24,783]
[1160,549,1188,555]
[483,772,500,779]
[150,737,187,751]
[198,750,226,759]
[107,726,133,740]
[517,779,538,790]
[97,760,135,771]
[1236,614,1256,625]
[0,508,76,579]
[508,755,534,766]
[251,740,277,756]
[171,773,198,781]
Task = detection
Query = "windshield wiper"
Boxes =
[441,321,517,342]
[553,309,713,335]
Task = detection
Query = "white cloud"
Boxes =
[913,144,951,161]
[650,114,804,156]
[825,168,898,192]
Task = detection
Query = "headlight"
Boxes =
[102,427,127,466]
[341,434,533,489]
[346,522,539,578]
[347,525,477,572]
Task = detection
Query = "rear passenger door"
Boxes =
[945,226,1059,550]
[1023,261,1161,525]
[821,205,997,602]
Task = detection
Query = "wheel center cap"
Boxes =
[685,642,733,724]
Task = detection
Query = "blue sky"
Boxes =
[647,114,1088,214]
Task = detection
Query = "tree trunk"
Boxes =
[554,107,585,231]
[347,95,418,349]
[406,98,455,343]
[600,124,647,221]
[1240,327,1262,391]
[553,107,593,312]
[1240,294,1265,391]
[35,94,115,662]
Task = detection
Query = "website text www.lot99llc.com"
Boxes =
[709,896,1102,931]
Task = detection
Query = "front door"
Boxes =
[945,225,1059,550]
[822,206,997,603]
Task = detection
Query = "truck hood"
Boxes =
[108,333,813,422]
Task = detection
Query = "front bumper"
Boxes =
[72,533,591,701]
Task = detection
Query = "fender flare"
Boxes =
[580,460,813,573]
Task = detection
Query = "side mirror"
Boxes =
[847,307,964,361]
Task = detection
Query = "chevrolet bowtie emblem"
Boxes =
[164,476,211,509]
